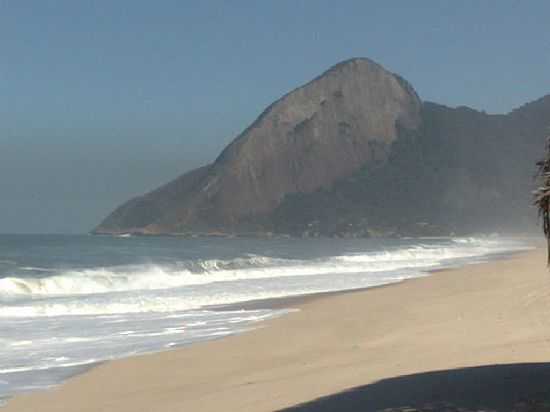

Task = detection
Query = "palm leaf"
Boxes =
[534,137,550,265]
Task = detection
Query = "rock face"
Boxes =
[273,95,550,237]
[95,58,422,234]
[95,57,550,237]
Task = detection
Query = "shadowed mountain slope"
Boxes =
[273,96,550,237]
[94,58,550,236]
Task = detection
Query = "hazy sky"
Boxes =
[1,1,549,233]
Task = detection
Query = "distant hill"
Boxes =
[94,58,550,237]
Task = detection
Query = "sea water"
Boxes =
[0,234,533,405]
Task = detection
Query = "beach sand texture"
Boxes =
[5,249,550,412]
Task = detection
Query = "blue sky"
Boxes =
[1,1,549,233]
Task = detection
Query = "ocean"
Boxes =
[0,234,533,405]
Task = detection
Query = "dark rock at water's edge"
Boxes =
[93,58,550,237]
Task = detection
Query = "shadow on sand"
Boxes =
[278,363,550,412]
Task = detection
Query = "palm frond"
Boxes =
[534,136,550,265]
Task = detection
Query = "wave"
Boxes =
[19,267,57,273]
[0,237,531,300]
[0,358,100,375]
[0,279,406,317]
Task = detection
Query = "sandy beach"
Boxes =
[5,248,550,411]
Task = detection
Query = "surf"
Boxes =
[0,237,531,299]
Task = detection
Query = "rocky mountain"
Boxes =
[273,96,550,237]
[94,58,550,237]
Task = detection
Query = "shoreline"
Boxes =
[4,247,549,411]
[0,244,530,404]
[213,248,531,312]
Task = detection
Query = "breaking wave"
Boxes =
[0,237,531,299]
[0,234,533,405]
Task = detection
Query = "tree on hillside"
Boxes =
[534,137,550,264]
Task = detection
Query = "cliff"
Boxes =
[95,58,422,234]
[273,96,550,237]
[94,58,550,237]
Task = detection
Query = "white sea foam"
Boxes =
[0,290,302,317]
[0,235,533,404]
[0,359,99,375]
[0,237,529,300]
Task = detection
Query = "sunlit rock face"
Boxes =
[95,57,550,237]
[95,58,422,234]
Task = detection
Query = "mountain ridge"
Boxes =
[94,59,550,237]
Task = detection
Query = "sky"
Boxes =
[1,0,549,234]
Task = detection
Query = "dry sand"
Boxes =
[5,249,550,412]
